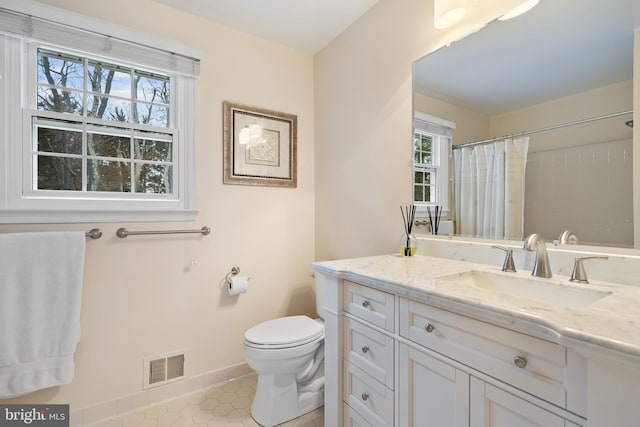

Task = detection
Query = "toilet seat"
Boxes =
[244,315,324,349]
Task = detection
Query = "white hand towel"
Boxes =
[0,231,86,398]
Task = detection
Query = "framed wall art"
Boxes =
[223,101,297,188]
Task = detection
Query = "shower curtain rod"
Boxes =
[453,110,633,150]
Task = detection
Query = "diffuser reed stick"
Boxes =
[427,205,443,235]
[400,205,416,256]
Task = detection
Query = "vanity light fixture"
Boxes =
[498,0,540,21]
[434,0,468,29]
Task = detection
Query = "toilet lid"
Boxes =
[244,315,324,349]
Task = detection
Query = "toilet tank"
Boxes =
[313,272,327,319]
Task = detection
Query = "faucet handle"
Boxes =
[570,256,609,284]
[492,246,516,272]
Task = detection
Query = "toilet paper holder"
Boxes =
[226,266,241,282]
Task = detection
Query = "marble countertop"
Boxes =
[313,254,640,367]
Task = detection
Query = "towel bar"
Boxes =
[116,226,211,238]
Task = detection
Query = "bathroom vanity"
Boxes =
[313,247,640,427]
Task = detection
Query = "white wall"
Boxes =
[1,0,316,415]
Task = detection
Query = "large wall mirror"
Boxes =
[413,0,640,248]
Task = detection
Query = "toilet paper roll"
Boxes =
[227,276,249,295]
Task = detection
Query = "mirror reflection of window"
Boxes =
[413,113,452,215]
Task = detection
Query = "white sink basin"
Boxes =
[435,270,611,308]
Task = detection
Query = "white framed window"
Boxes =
[413,112,453,215]
[0,1,202,223]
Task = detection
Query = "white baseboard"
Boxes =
[74,362,253,426]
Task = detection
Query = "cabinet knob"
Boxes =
[425,323,435,333]
[362,300,370,308]
[361,345,370,354]
[514,356,527,368]
[361,393,369,401]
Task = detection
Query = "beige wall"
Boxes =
[1,0,549,414]
[414,92,491,148]
[314,0,526,261]
[490,81,633,152]
[2,0,316,410]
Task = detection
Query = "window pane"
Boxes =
[88,133,131,158]
[421,136,432,152]
[31,48,178,200]
[135,137,172,161]
[135,103,169,127]
[88,61,131,97]
[37,86,83,114]
[37,50,84,89]
[37,127,82,154]
[87,160,131,192]
[87,96,131,122]
[135,164,172,193]
[135,71,170,104]
[425,171,431,184]
[421,152,432,164]
[425,185,432,202]
[414,134,422,150]
[37,156,82,190]
[414,171,423,184]
[414,185,424,202]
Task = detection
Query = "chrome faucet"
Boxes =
[570,255,608,283]
[523,233,552,278]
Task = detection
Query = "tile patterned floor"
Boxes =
[92,374,324,427]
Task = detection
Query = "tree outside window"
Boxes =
[35,49,174,195]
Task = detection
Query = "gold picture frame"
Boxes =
[223,101,297,188]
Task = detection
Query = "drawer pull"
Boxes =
[514,356,528,368]
[361,345,370,354]
[361,393,370,401]
[425,323,435,333]
[362,300,370,308]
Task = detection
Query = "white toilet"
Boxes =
[243,279,326,426]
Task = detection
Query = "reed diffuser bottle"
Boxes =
[399,205,417,256]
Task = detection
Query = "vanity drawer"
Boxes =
[344,317,395,389]
[344,280,395,332]
[343,361,394,427]
[399,298,568,408]
[343,403,374,427]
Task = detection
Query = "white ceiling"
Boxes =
[414,0,640,115]
[152,0,380,53]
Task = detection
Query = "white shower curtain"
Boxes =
[453,137,529,240]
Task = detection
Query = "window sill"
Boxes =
[415,205,450,217]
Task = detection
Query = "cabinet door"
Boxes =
[398,343,469,427]
[470,377,569,427]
